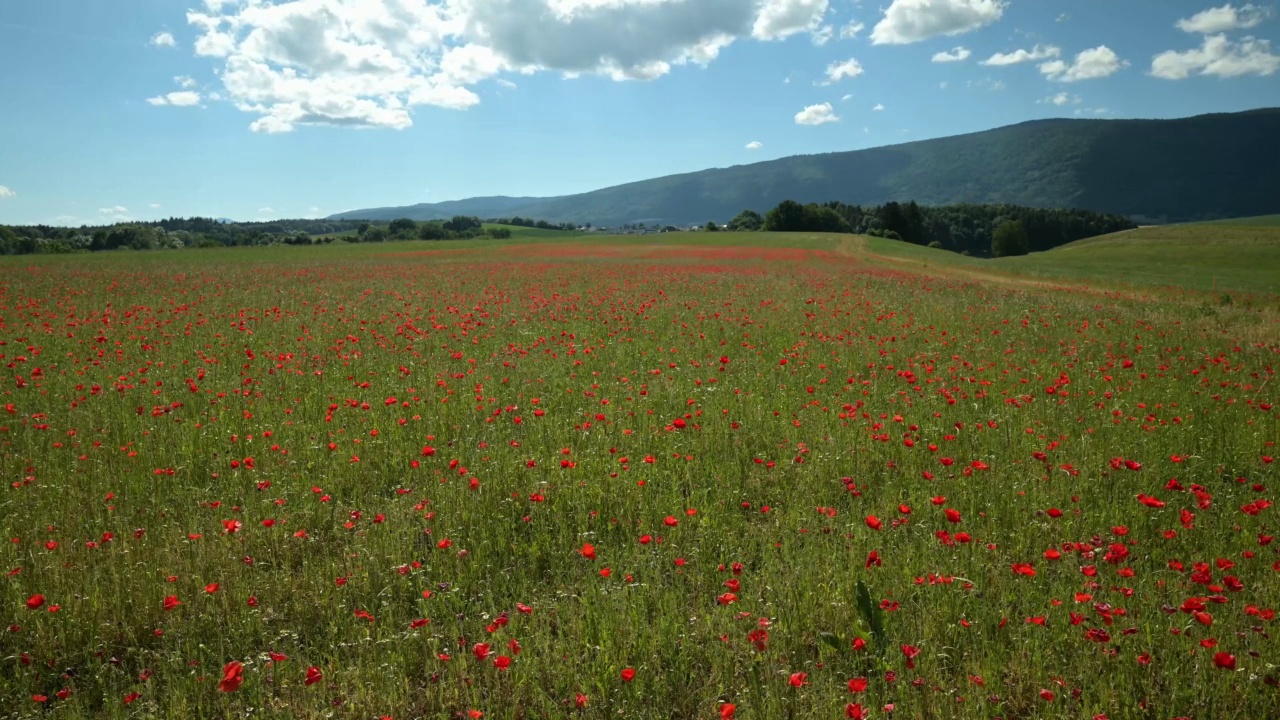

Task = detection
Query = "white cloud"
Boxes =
[811,24,834,45]
[982,44,1059,66]
[147,91,203,106]
[150,203,163,209]
[151,31,177,47]
[175,75,198,89]
[841,93,852,100]
[870,0,1005,45]
[1074,107,1111,116]
[1152,33,1280,78]
[968,76,1005,90]
[840,20,865,39]
[1041,92,1081,106]
[0,186,14,199]
[259,207,276,215]
[745,140,763,149]
[931,46,971,62]
[872,102,885,110]
[1176,3,1271,34]
[1040,45,1127,82]
[1055,13,1070,23]
[99,206,132,221]
[795,102,839,125]
[754,0,830,40]
[181,0,833,133]
[824,57,864,83]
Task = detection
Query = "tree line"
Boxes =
[724,200,1136,256]
[0,215,513,255]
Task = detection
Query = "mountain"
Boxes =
[330,108,1280,226]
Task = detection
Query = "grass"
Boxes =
[1199,214,1280,227]
[830,224,1280,298]
[1,234,1277,719]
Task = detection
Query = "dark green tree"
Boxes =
[800,204,851,233]
[764,200,805,231]
[704,221,720,232]
[991,219,1029,257]
[727,209,764,231]
[389,218,417,235]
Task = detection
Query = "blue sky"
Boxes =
[1,0,1278,225]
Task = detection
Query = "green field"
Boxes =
[824,222,1280,298]
[1,226,1277,719]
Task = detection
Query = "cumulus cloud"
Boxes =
[872,102,885,110]
[931,46,970,62]
[745,140,763,149]
[795,102,839,125]
[1176,3,1271,34]
[1040,45,1127,82]
[148,91,203,106]
[175,75,198,88]
[870,0,1005,45]
[754,0,830,40]
[151,31,177,47]
[839,20,865,39]
[1041,92,1081,106]
[1152,33,1280,78]
[179,0,833,133]
[150,203,164,209]
[0,186,15,199]
[981,44,1059,66]
[823,57,864,83]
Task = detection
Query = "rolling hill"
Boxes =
[330,108,1280,227]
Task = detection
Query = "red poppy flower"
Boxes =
[26,594,45,611]
[620,667,636,682]
[788,671,808,687]
[218,661,244,692]
[163,595,181,611]
[305,666,323,686]
[1214,652,1236,670]
[846,703,866,719]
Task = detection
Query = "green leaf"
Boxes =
[855,579,886,652]
[819,631,844,653]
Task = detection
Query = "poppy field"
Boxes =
[1,239,1277,720]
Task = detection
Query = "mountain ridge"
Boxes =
[329,108,1280,226]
